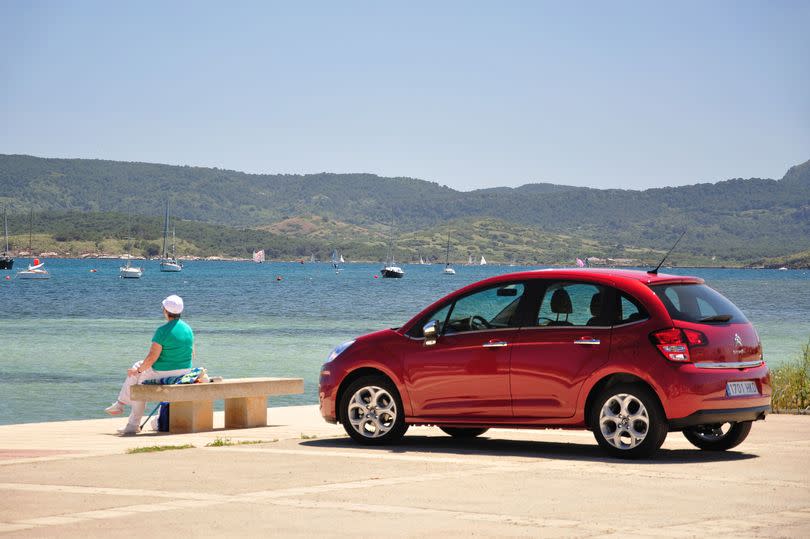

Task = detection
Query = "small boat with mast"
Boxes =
[119,238,143,279]
[380,217,404,278]
[17,210,50,279]
[442,234,455,275]
[1,206,12,270]
[159,202,182,272]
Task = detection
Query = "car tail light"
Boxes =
[650,328,707,363]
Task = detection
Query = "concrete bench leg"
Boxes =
[225,396,268,429]
[169,400,213,434]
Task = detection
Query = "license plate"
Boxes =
[726,381,758,397]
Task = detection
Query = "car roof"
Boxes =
[472,268,705,287]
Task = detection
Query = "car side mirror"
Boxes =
[423,320,440,346]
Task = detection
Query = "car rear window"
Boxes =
[650,284,748,324]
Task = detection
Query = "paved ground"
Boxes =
[1,406,809,538]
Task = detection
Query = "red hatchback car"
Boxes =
[319,269,771,458]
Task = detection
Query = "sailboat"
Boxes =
[381,217,404,278]
[331,249,343,273]
[253,249,266,263]
[442,235,455,275]
[1,206,12,270]
[159,202,182,272]
[17,210,49,279]
[119,238,144,278]
[480,255,487,265]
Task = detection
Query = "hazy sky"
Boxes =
[1,1,808,190]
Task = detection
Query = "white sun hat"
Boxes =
[161,294,184,314]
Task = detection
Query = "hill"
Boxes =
[1,154,809,265]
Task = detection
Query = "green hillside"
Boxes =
[1,154,809,265]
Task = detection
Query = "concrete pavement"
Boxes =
[1,406,809,538]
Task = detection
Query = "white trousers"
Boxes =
[117,360,191,428]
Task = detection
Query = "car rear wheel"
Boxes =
[439,427,489,438]
[340,375,408,445]
[590,383,668,459]
[682,421,752,451]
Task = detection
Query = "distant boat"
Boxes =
[1,206,12,270]
[381,217,404,278]
[119,238,143,278]
[466,254,474,266]
[18,258,49,279]
[480,255,487,266]
[309,253,316,263]
[778,267,788,271]
[442,235,455,275]
[331,249,343,273]
[159,202,182,272]
[253,249,266,263]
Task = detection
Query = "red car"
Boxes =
[319,269,771,458]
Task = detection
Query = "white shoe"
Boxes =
[117,424,140,436]
[105,401,125,415]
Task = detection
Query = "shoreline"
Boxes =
[3,254,808,270]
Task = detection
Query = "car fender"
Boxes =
[575,363,672,423]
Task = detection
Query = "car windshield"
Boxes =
[650,283,748,324]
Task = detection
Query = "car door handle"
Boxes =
[574,338,601,345]
[482,341,509,348]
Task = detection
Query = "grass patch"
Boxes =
[300,433,318,440]
[205,437,275,447]
[126,444,195,454]
[771,339,810,414]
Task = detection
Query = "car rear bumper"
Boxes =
[668,405,770,430]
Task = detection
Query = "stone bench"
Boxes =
[130,377,304,434]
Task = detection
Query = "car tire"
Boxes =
[590,383,668,459]
[682,421,752,451]
[340,375,408,445]
[439,427,489,438]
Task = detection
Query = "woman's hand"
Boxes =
[127,367,140,377]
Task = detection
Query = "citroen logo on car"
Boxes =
[734,333,743,348]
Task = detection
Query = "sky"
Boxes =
[1,1,808,191]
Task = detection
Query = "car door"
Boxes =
[402,282,529,419]
[510,281,613,418]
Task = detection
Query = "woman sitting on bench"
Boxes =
[105,295,194,435]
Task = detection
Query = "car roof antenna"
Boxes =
[648,229,687,275]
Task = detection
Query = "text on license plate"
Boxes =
[726,381,758,397]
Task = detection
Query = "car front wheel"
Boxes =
[682,421,752,451]
[590,383,668,459]
[340,375,408,445]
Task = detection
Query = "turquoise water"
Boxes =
[1,259,808,425]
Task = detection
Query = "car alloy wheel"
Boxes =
[590,382,668,459]
[347,385,398,439]
[599,393,650,450]
[340,375,408,445]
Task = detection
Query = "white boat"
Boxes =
[119,264,143,279]
[18,260,50,280]
[442,235,455,275]
[778,267,788,271]
[159,202,183,272]
[119,239,143,278]
[480,255,487,265]
[253,249,265,263]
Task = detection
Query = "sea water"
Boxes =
[1,259,808,425]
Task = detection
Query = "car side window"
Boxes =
[617,293,649,325]
[444,283,526,334]
[536,282,604,327]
